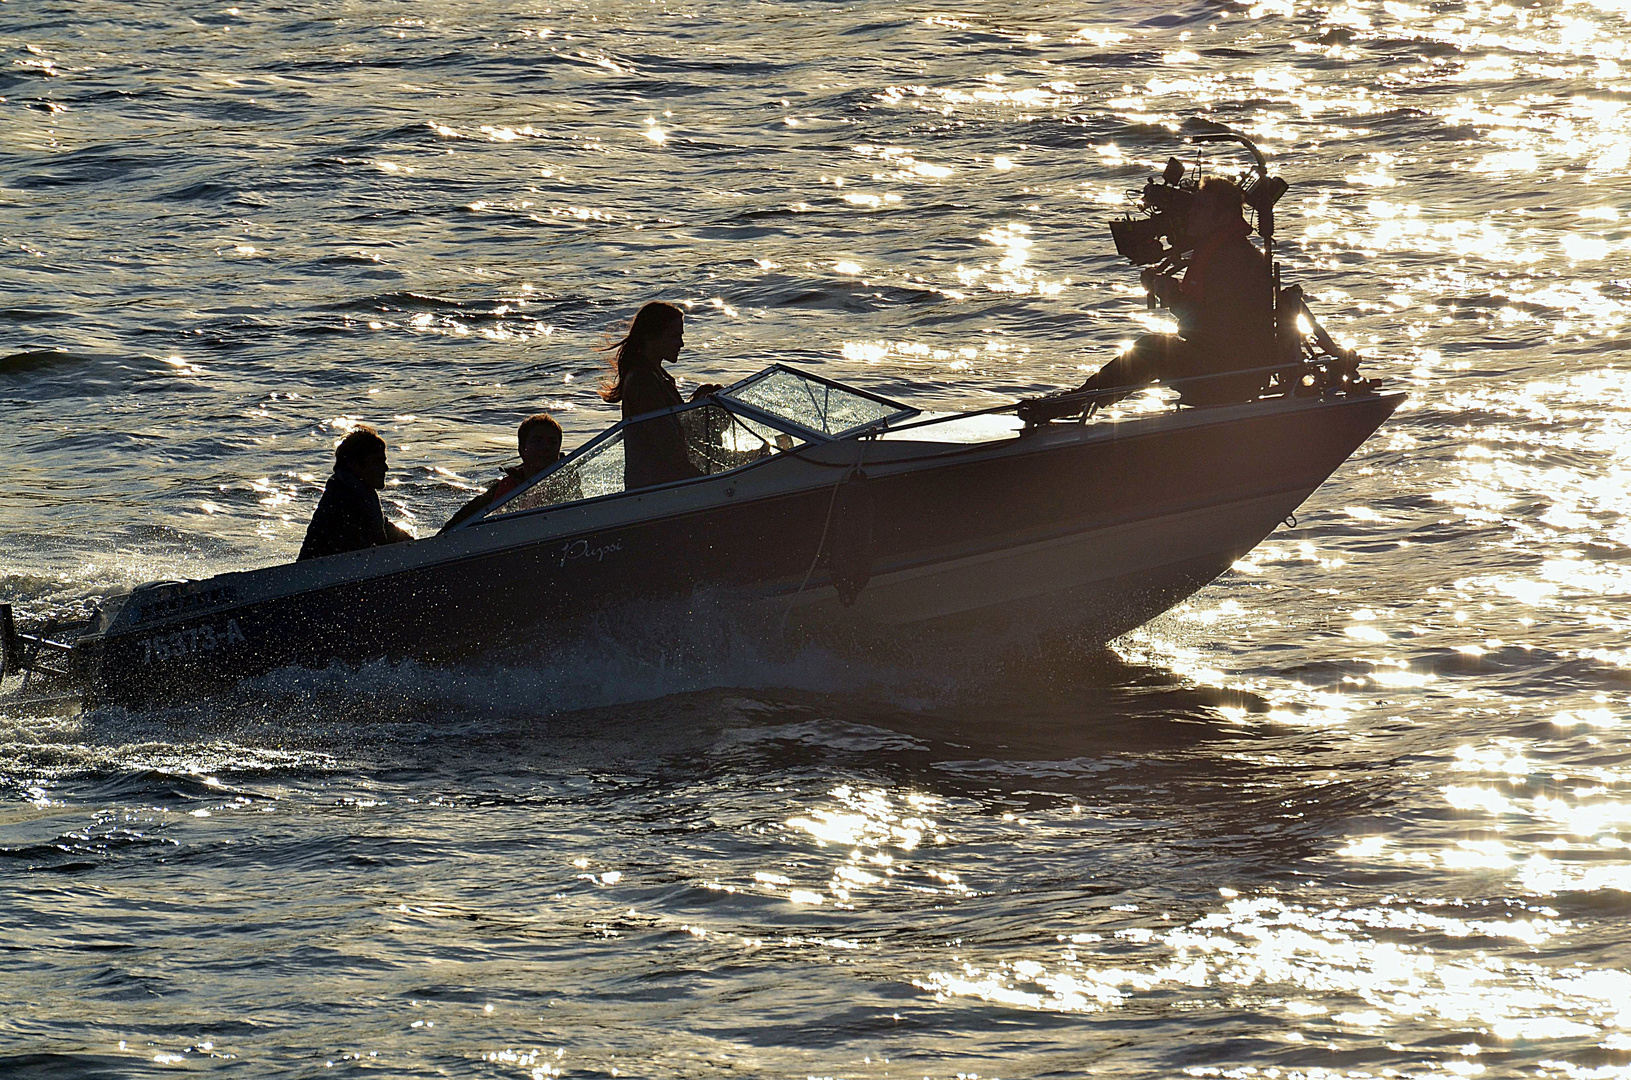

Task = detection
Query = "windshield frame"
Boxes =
[454,393,793,528]
[454,364,916,529]
[716,363,918,441]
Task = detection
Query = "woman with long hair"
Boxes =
[599,302,722,489]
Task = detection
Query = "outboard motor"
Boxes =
[0,602,79,693]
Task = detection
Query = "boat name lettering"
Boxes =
[558,538,622,567]
[137,585,240,623]
[140,619,247,665]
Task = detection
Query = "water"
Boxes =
[4,0,1631,1075]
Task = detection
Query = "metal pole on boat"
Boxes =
[0,603,17,682]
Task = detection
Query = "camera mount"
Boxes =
[1107,122,1289,268]
[1100,122,1368,397]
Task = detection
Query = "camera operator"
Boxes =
[1078,176,1274,407]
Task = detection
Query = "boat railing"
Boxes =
[0,603,78,692]
[950,352,1380,433]
[461,353,1379,526]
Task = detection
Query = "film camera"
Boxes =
[1108,145,1290,267]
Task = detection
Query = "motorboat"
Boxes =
[2,357,1401,707]
[0,124,1404,707]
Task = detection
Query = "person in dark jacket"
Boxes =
[439,413,565,532]
[297,426,414,561]
[597,301,722,490]
[1077,176,1275,407]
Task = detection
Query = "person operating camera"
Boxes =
[1077,176,1274,407]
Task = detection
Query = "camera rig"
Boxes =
[1104,121,1366,396]
[1018,123,1374,425]
[1108,122,1288,268]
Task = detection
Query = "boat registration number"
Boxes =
[140,619,248,665]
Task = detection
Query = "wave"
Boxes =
[0,349,82,374]
[0,308,66,325]
[723,272,954,313]
[0,1053,134,1080]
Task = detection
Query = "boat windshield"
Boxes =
[718,365,915,438]
[485,403,803,519]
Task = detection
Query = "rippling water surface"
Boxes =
[5,1,1631,1076]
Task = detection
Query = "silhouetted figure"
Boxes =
[440,413,565,532]
[297,427,414,561]
[598,301,723,489]
[1080,176,1275,407]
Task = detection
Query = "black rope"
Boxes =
[781,440,868,638]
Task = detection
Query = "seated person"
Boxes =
[597,301,722,490]
[440,413,565,532]
[1077,176,1274,408]
[298,426,414,561]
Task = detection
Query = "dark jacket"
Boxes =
[439,466,525,534]
[1171,219,1275,365]
[620,367,700,490]
[297,467,413,562]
